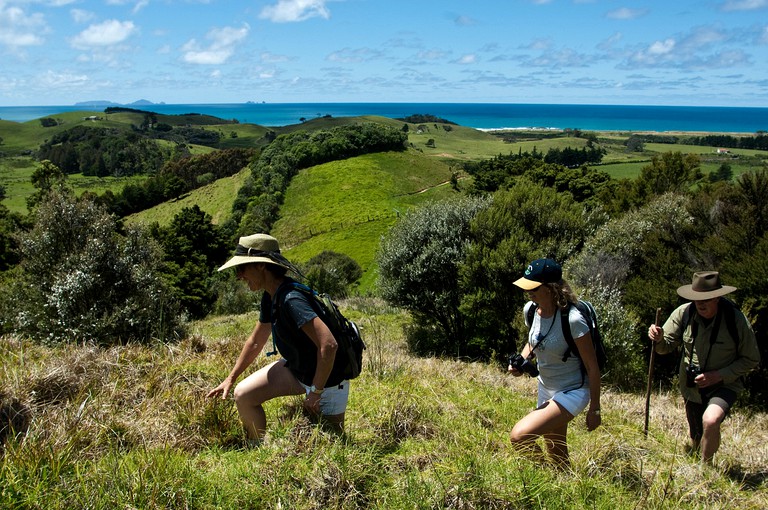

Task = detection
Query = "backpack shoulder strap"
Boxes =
[525,302,538,328]
[560,302,578,363]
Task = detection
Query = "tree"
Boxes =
[709,162,733,183]
[303,251,363,298]
[632,151,703,205]
[26,160,71,210]
[4,192,183,344]
[152,205,230,319]
[460,180,599,360]
[377,196,490,357]
[625,135,645,152]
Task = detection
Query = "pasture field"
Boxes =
[126,168,251,227]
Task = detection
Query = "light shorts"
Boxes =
[300,380,350,416]
[537,383,591,417]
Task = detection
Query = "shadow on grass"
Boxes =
[725,466,768,491]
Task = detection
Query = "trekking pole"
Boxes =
[643,308,662,438]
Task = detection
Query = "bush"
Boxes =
[377,196,490,358]
[4,192,184,344]
[459,180,601,360]
[302,250,363,298]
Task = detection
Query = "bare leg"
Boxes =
[543,424,570,469]
[510,400,574,466]
[232,359,304,440]
[700,403,726,464]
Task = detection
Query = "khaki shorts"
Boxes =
[300,380,350,416]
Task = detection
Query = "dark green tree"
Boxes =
[377,196,490,358]
[152,205,230,319]
[460,180,598,360]
[303,250,363,298]
[26,160,71,210]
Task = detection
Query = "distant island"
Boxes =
[74,99,165,107]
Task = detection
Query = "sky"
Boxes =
[1,0,768,107]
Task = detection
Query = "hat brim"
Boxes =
[513,277,543,291]
[676,284,737,300]
[218,255,289,272]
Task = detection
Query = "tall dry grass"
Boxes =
[1,299,766,509]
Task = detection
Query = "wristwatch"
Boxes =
[309,385,324,395]
[589,409,601,416]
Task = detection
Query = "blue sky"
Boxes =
[1,0,768,107]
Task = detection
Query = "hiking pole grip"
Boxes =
[643,308,662,438]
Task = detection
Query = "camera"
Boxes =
[685,364,702,387]
[509,353,539,377]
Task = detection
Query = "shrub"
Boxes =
[302,250,363,298]
[377,196,490,358]
[5,192,184,344]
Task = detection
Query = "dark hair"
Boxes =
[262,262,288,278]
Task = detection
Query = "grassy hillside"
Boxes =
[125,168,251,227]
[271,150,457,292]
[1,304,765,509]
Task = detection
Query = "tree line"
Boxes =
[1,121,765,408]
[379,154,768,409]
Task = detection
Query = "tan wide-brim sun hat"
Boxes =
[676,271,737,300]
[218,233,291,272]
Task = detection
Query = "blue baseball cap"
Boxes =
[513,258,562,290]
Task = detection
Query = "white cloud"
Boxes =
[260,51,291,63]
[106,0,150,13]
[326,47,383,63]
[259,0,331,23]
[70,19,136,49]
[720,0,768,11]
[70,8,94,24]
[0,3,47,47]
[606,8,649,20]
[648,38,676,55]
[455,54,477,65]
[40,70,89,88]
[454,15,477,26]
[182,24,249,65]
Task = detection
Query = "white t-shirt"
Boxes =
[524,301,590,391]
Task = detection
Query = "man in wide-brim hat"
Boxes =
[648,271,760,464]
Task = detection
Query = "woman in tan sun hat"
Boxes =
[648,271,760,464]
[207,234,350,444]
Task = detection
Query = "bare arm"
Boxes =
[575,332,602,431]
[207,321,271,399]
[300,317,338,413]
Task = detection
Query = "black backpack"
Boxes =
[527,300,607,373]
[278,282,366,380]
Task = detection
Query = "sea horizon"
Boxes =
[1,102,767,134]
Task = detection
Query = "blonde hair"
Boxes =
[544,280,578,310]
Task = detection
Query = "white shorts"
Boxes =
[537,383,590,417]
[300,380,350,416]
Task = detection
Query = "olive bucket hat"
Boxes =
[676,271,737,301]
[218,233,292,272]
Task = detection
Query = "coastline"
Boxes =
[1,103,766,134]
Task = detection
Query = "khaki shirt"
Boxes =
[654,301,760,404]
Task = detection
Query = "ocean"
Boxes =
[1,102,767,133]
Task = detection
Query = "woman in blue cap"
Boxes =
[508,258,602,468]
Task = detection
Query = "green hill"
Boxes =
[125,167,251,227]
[273,150,458,291]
